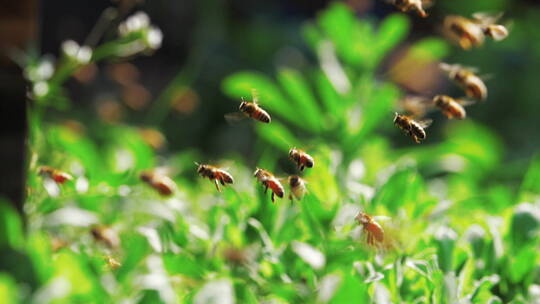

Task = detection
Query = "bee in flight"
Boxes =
[225,89,271,123]
[355,212,385,247]
[91,225,120,249]
[440,63,488,101]
[105,256,122,270]
[38,166,73,184]
[393,113,432,144]
[253,168,284,203]
[140,170,176,196]
[443,13,508,50]
[287,175,307,201]
[288,147,314,171]
[196,163,234,192]
[389,0,431,18]
[433,95,475,120]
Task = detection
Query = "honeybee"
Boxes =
[38,166,73,184]
[254,168,284,203]
[196,163,234,192]
[288,148,314,171]
[393,113,432,144]
[140,170,176,196]
[433,95,475,120]
[91,226,120,249]
[444,13,508,50]
[440,63,488,101]
[472,12,509,41]
[390,0,430,18]
[355,212,384,247]
[226,89,271,123]
[288,175,307,201]
[105,256,122,270]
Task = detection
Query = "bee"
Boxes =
[355,212,384,247]
[472,12,509,41]
[105,256,122,270]
[226,89,271,123]
[433,95,475,120]
[140,170,176,196]
[443,15,486,50]
[38,166,73,184]
[444,13,508,50]
[288,175,307,201]
[288,148,314,171]
[254,168,284,203]
[390,0,430,18]
[440,63,488,101]
[393,113,432,144]
[91,226,120,249]
[196,163,234,192]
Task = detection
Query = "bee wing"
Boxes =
[456,98,476,107]
[417,118,433,129]
[399,95,434,117]
[472,12,503,25]
[421,0,434,9]
[224,112,246,124]
[251,89,259,104]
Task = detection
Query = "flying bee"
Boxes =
[288,148,314,171]
[389,0,431,18]
[472,12,509,41]
[444,13,509,50]
[287,175,307,201]
[140,170,176,196]
[443,15,486,50]
[355,212,385,247]
[196,163,234,192]
[225,89,271,123]
[254,168,284,203]
[433,95,475,120]
[91,226,120,249]
[38,166,73,184]
[393,113,432,144]
[105,256,122,270]
[440,63,488,101]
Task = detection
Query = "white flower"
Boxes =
[119,11,150,36]
[33,81,49,97]
[146,26,163,50]
[61,40,93,64]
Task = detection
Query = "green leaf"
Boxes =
[277,68,322,132]
[0,273,18,304]
[375,14,410,60]
[330,273,369,304]
[0,199,23,249]
[255,121,299,152]
[317,3,374,68]
[371,167,423,214]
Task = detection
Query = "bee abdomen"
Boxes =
[410,122,426,139]
[253,109,271,123]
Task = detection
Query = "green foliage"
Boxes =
[8,2,539,303]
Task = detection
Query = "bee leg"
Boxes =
[300,165,304,171]
[413,135,420,144]
[271,192,275,203]
[220,178,225,186]
[264,185,268,194]
[214,180,221,192]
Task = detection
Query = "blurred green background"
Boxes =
[1,0,539,303]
